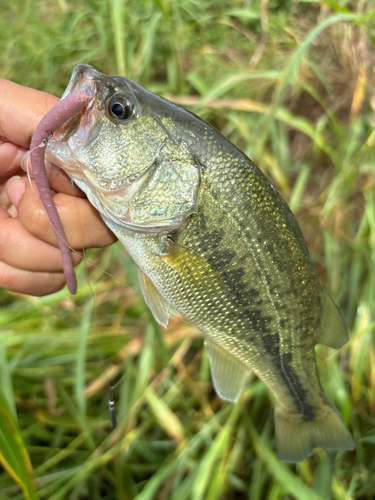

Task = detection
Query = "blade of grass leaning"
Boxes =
[205,423,245,500]
[255,12,364,158]
[248,418,324,500]
[312,452,336,499]
[111,0,126,76]
[0,388,39,500]
[134,406,233,500]
[41,441,122,500]
[75,302,93,422]
[133,11,162,81]
[199,71,280,105]
[168,95,336,165]
[288,165,311,213]
[0,343,16,418]
[133,323,155,400]
[56,381,96,451]
[46,427,142,499]
[145,387,185,444]
[191,400,242,500]
[35,433,88,476]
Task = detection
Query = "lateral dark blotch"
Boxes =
[280,352,315,421]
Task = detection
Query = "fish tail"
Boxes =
[274,401,355,463]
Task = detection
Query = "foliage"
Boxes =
[0,0,374,498]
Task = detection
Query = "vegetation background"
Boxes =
[0,0,374,498]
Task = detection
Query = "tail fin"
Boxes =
[274,403,355,463]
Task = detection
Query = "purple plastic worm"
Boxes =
[30,85,94,294]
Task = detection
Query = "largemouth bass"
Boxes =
[45,64,355,462]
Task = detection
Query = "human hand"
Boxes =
[0,79,116,296]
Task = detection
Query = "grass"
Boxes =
[1,0,375,498]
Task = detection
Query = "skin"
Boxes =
[0,79,116,296]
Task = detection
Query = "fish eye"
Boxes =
[106,94,134,122]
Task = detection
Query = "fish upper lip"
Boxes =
[61,64,101,99]
[51,65,103,144]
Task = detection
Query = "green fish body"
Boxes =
[46,65,355,462]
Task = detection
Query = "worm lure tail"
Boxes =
[30,85,94,294]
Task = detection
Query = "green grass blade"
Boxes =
[256,12,364,157]
[111,0,126,75]
[0,343,16,418]
[312,452,336,499]
[248,419,324,500]
[274,13,362,110]
[75,302,93,421]
[0,388,39,500]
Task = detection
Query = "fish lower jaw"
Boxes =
[45,148,86,181]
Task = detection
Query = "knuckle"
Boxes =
[46,274,66,295]
[0,262,20,292]
[19,181,57,244]
[26,203,55,244]
[71,251,83,266]
[29,274,66,297]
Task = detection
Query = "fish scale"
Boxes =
[45,64,355,462]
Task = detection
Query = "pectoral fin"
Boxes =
[206,339,250,402]
[138,268,169,327]
[318,287,349,349]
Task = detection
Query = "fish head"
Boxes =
[46,64,202,233]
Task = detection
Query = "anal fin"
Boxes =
[318,287,349,349]
[206,339,250,402]
[138,267,170,328]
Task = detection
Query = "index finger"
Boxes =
[0,79,59,148]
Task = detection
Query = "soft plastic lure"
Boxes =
[30,85,94,294]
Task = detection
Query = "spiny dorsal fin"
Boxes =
[318,287,349,349]
[206,339,250,402]
[138,267,169,328]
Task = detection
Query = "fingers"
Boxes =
[0,259,67,296]
[21,152,85,198]
[0,142,29,181]
[5,176,24,208]
[0,79,59,148]
[0,80,116,297]
[15,176,117,249]
[0,207,82,272]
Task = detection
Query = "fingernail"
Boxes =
[6,176,26,208]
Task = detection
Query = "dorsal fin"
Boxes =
[318,287,349,349]
[206,339,250,402]
[138,267,170,327]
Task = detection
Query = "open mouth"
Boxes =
[47,65,105,168]
[61,64,99,99]
[51,65,102,144]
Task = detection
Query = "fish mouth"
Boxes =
[46,65,141,198]
[60,64,100,100]
[46,65,105,178]
[52,65,103,144]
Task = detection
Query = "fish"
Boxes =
[44,64,355,462]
